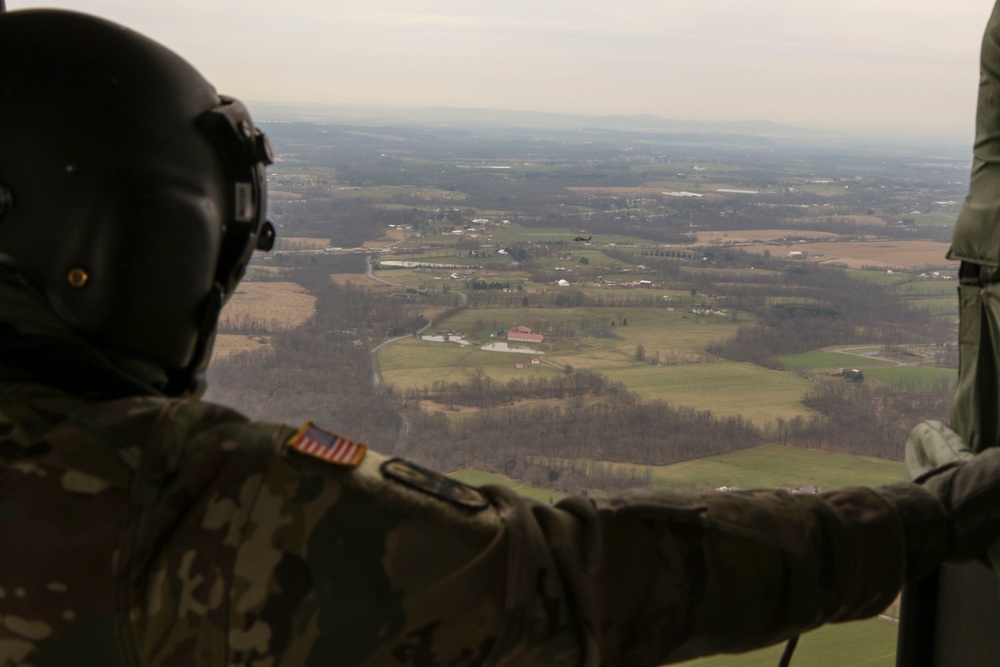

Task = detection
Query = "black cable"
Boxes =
[778,635,800,667]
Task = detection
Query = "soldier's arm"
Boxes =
[247,446,954,666]
[117,406,990,667]
[496,483,943,665]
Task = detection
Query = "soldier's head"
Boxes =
[0,8,274,396]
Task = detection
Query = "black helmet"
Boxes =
[0,8,275,395]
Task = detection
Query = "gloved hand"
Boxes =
[875,421,1000,580]
[905,420,976,482]
[916,439,1000,563]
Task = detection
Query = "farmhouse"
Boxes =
[508,325,544,343]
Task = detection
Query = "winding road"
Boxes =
[366,255,467,455]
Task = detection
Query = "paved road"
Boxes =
[829,345,923,367]
[365,254,467,454]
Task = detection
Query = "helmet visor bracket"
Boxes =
[201,96,275,299]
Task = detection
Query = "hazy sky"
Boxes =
[9,0,997,139]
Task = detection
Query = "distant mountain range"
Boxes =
[248,102,968,152]
[252,103,829,136]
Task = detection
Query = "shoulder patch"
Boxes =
[381,458,489,511]
[286,422,366,468]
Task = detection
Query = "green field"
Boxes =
[649,444,904,489]
[910,212,958,228]
[379,336,562,387]
[779,349,955,391]
[448,469,558,504]
[465,445,905,497]
[377,307,798,420]
[778,350,893,371]
[843,269,912,286]
[531,445,904,491]
[906,296,957,317]
[891,280,956,296]
[683,616,897,666]
[864,366,956,390]
[601,362,814,425]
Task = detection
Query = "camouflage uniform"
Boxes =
[0,368,951,666]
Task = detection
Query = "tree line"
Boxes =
[402,367,630,409]
[400,395,764,490]
[763,377,953,461]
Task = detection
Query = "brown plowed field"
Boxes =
[747,240,951,269]
[213,282,316,359]
[696,230,951,269]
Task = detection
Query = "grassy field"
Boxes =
[683,617,897,666]
[601,362,815,425]
[454,445,905,513]
[890,280,957,296]
[377,307,803,422]
[650,444,904,489]
[778,350,893,371]
[377,288,955,426]
[435,306,743,361]
[910,212,958,228]
[462,445,905,498]
[906,296,957,317]
[778,348,955,390]
[379,336,562,388]
[864,366,956,390]
[448,469,558,504]
[531,445,905,491]
[843,269,912,286]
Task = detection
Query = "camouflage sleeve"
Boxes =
[115,403,943,666]
[501,483,943,665]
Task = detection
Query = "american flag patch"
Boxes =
[286,422,367,467]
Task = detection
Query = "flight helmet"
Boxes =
[0,9,275,395]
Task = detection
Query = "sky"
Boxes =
[7,0,998,140]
